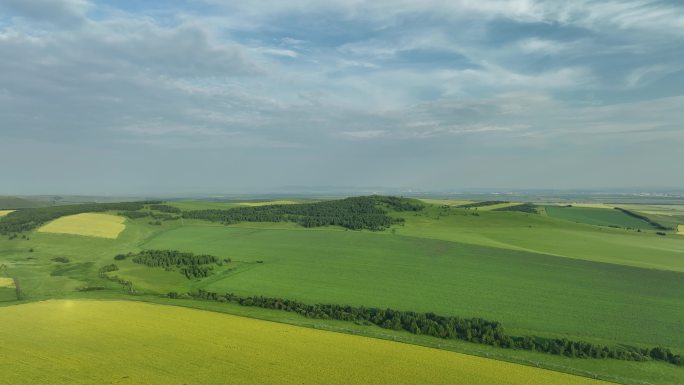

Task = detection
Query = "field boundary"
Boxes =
[305,323,654,385]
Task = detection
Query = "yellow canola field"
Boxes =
[0,210,14,217]
[0,277,14,288]
[0,300,611,385]
[37,213,125,239]
[678,225,683,235]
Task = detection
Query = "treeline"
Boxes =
[493,203,538,214]
[149,204,181,214]
[0,201,160,234]
[188,290,683,366]
[130,249,225,279]
[183,196,422,231]
[614,207,670,230]
[97,264,135,294]
[119,210,149,219]
[457,201,508,209]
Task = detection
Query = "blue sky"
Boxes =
[1,0,683,195]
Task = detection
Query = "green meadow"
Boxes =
[1,197,683,385]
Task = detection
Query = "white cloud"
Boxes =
[339,130,387,139]
[0,0,91,25]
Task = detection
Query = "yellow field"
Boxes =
[239,200,299,206]
[0,210,14,217]
[37,213,126,239]
[678,225,684,235]
[0,300,609,385]
[0,277,14,288]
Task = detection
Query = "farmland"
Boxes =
[37,213,126,239]
[544,206,657,230]
[0,196,683,384]
[0,210,14,217]
[140,223,684,350]
[0,300,610,385]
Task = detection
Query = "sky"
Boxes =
[1,0,683,195]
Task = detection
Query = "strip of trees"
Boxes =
[97,264,135,294]
[457,201,508,209]
[614,207,670,230]
[0,201,160,234]
[130,249,225,279]
[493,203,538,213]
[186,290,683,366]
[183,196,423,231]
[149,204,182,214]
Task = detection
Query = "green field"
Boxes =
[395,206,684,272]
[1,198,683,385]
[0,300,611,385]
[138,223,684,351]
[544,206,657,230]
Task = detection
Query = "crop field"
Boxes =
[37,213,126,239]
[139,223,684,351]
[0,277,16,302]
[0,210,14,217]
[544,206,656,229]
[1,197,683,385]
[0,300,610,385]
[678,224,684,235]
[394,206,684,271]
[614,204,684,230]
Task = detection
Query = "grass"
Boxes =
[37,213,126,239]
[0,277,14,288]
[396,206,684,272]
[139,223,684,351]
[0,210,15,217]
[2,200,684,385]
[0,300,611,385]
[544,206,656,230]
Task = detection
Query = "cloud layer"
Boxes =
[0,0,682,194]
